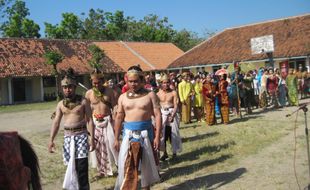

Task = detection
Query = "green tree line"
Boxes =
[0,0,214,51]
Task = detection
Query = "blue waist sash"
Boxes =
[123,120,154,142]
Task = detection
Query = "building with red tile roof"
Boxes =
[0,39,183,104]
[168,14,310,74]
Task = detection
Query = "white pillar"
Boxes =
[8,78,12,104]
[40,77,44,101]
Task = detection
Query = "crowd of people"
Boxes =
[47,64,310,190]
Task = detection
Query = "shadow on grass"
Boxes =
[161,154,233,182]
[162,141,235,167]
[180,123,203,129]
[167,167,246,190]
[182,131,219,143]
[228,115,263,124]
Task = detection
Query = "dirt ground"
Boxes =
[1,99,310,190]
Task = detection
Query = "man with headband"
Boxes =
[85,69,119,179]
[48,68,95,189]
[157,73,182,161]
[114,65,161,190]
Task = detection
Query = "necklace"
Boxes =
[126,88,149,99]
[63,95,82,110]
[93,87,112,108]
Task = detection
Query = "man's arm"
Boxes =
[150,92,162,150]
[84,98,95,151]
[48,102,63,153]
[114,94,125,151]
[171,90,179,118]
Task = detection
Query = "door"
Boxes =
[12,78,26,102]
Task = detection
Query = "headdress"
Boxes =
[160,73,169,83]
[61,68,77,86]
[90,68,105,80]
[127,68,144,78]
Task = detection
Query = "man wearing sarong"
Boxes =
[48,69,95,190]
[114,66,162,190]
[218,74,229,124]
[286,68,299,106]
[157,73,182,161]
[178,72,193,124]
[202,75,217,126]
[85,70,119,179]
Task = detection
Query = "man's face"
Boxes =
[92,78,104,90]
[161,79,170,90]
[127,75,142,92]
[63,85,75,98]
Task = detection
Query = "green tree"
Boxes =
[1,0,40,38]
[173,29,203,51]
[81,8,107,40]
[88,44,105,70]
[44,50,64,100]
[104,10,131,40]
[45,12,83,39]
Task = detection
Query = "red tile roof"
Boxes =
[0,38,123,78]
[93,41,184,71]
[0,39,183,78]
[168,14,310,68]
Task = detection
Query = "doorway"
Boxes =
[12,78,26,102]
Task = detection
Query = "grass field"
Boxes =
[0,101,57,113]
[2,101,305,189]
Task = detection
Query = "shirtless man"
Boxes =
[85,70,118,179]
[48,69,95,190]
[157,73,182,161]
[114,66,161,190]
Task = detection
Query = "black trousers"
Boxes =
[164,125,172,150]
[75,158,89,190]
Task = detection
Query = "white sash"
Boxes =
[63,136,79,190]
[115,129,160,190]
[160,108,182,153]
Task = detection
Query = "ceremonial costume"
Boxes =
[93,114,118,176]
[286,74,299,106]
[115,120,160,190]
[62,95,90,190]
[91,87,118,176]
[160,107,182,154]
[218,79,229,124]
[202,81,216,125]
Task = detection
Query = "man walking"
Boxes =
[85,70,119,179]
[48,68,95,190]
[114,66,161,190]
[157,73,182,161]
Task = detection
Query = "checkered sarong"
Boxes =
[63,133,88,165]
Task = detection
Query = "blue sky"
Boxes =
[23,0,310,37]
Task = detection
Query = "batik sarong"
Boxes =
[63,132,88,190]
[160,107,182,154]
[93,115,118,176]
[115,120,160,190]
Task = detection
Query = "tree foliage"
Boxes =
[0,0,40,38]
[44,9,206,51]
[88,44,105,70]
[44,50,64,73]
